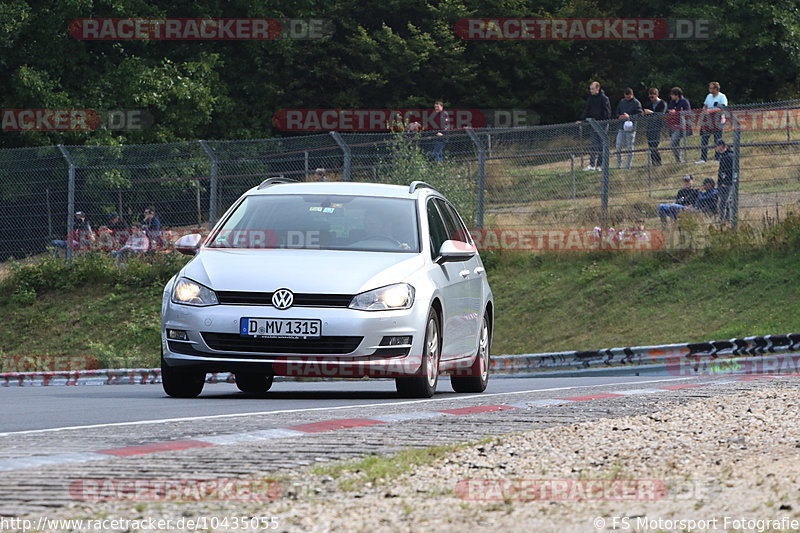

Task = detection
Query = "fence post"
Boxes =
[304,151,309,181]
[46,188,52,239]
[466,129,485,229]
[570,154,576,200]
[198,140,218,226]
[731,111,741,228]
[329,131,351,181]
[57,145,75,261]
[587,119,610,227]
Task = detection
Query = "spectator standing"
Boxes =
[577,81,611,171]
[50,211,95,256]
[715,140,735,221]
[666,87,692,163]
[657,174,698,223]
[642,88,667,166]
[431,101,449,162]
[696,81,728,164]
[614,88,643,169]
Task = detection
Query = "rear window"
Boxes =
[207,194,420,253]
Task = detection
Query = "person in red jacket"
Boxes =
[666,87,692,163]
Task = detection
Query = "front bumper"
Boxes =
[162,301,428,377]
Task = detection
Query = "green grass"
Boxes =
[310,443,461,492]
[1,223,799,367]
[0,253,188,368]
[487,248,800,354]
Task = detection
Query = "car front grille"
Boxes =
[216,291,353,308]
[201,333,362,354]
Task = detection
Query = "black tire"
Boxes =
[234,373,274,394]
[161,352,205,398]
[451,311,491,393]
[396,308,440,398]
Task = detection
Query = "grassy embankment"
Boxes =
[1,215,799,369]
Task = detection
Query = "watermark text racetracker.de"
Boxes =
[272,108,538,131]
[455,18,713,40]
[1,355,98,373]
[470,228,662,252]
[69,478,281,502]
[65,228,666,252]
[1,109,153,131]
[457,478,667,502]
[69,18,334,40]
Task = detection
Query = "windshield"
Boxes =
[207,194,420,252]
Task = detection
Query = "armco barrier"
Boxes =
[490,333,800,374]
[0,369,233,387]
[2,333,799,386]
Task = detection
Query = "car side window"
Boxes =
[427,199,449,260]
[433,198,459,242]
[438,199,472,244]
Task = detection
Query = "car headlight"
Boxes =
[171,278,218,306]
[349,283,415,311]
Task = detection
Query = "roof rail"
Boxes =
[408,181,439,194]
[257,177,298,190]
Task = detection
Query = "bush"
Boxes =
[0,252,189,302]
[377,128,478,226]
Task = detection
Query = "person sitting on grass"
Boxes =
[107,212,130,246]
[111,223,150,264]
[50,211,95,257]
[619,218,650,244]
[657,174,698,223]
[694,178,719,216]
[141,206,164,250]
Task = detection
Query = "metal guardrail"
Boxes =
[2,333,799,386]
[491,333,800,374]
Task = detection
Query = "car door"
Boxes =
[426,198,467,359]
[434,198,482,358]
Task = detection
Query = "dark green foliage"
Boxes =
[1,1,798,148]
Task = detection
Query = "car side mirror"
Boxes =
[174,234,202,255]
[436,240,477,264]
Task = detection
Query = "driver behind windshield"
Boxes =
[361,209,412,250]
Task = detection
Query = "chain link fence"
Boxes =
[2,100,800,259]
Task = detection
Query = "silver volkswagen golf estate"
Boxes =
[161,179,493,398]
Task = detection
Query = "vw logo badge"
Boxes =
[272,289,294,310]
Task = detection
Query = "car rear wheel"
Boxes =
[396,308,440,398]
[451,312,490,393]
[161,351,205,398]
[235,373,274,394]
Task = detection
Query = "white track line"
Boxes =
[0,376,709,437]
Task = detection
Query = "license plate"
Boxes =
[240,317,321,338]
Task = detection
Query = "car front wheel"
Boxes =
[396,308,440,398]
[161,351,205,398]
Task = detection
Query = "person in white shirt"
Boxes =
[112,223,150,263]
[696,81,728,164]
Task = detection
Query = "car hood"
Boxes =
[183,249,426,294]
